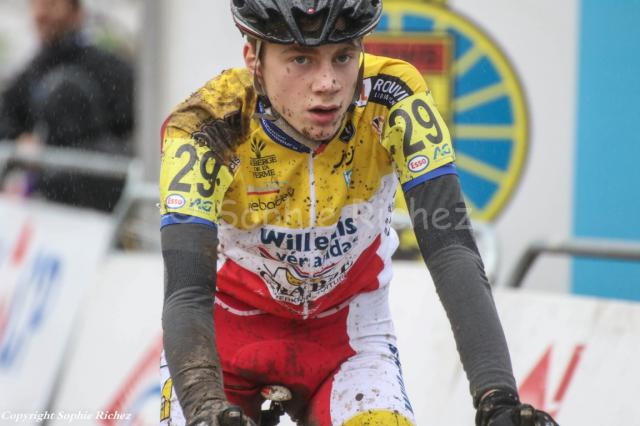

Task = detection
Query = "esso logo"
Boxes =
[407,155,429,173]
[165,194,186,209]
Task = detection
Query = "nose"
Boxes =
[311,61,341,94]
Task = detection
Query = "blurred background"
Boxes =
[0,0,638,424]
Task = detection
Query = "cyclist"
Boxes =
[159,1,559,425]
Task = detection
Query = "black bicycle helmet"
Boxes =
[231,0,383,46]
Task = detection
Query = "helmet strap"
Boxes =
[349,42,366,111]
[252,38,268,96]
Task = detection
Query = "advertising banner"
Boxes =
[50,254,163,426]
[47,258,640,425]
[390,261,640,425]
[0,197,113,414]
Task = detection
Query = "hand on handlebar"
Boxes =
[476,390,559,426]
[190,403,256,426]
[216,406,256,426]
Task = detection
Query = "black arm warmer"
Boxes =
[161,223,226,424]
[404,174,518,406]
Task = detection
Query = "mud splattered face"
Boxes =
[249,41,360,142]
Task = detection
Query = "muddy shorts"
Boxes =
[160,286,415,425]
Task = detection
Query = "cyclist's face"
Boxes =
[249,41,360,141]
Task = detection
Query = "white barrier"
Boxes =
[0,197,112,414]
[45,257,640,425]
[51,253,163,426]
[390,261,640,425]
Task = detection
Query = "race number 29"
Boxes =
[168,144,222,198]
[389,95,445,158]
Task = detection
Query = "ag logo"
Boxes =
[190,198,213,213]
[165,194,185,209]
[407,155,429,173]
[434,143,452,160]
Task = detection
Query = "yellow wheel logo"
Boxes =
[369,1,529,222]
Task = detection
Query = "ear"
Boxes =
[243,42,257,74]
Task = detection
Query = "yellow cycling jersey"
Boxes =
[159,53,456,319]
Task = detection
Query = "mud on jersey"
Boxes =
[159,54,456,319]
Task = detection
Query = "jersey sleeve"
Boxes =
[380,63,456,192]
[159,69,254,227]
[159,130,235,227]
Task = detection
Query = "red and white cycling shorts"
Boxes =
[160,286,415,425]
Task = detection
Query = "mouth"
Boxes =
[308,105,341,125]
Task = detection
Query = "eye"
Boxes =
[293,56,309,65]
[335,54,353,64]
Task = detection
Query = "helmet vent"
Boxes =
[293,7,329,42]
[231,0,382,46]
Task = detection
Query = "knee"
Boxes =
[343,409,415,426]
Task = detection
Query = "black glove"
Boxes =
[217,405,256,426]
[476,390,559,426]
[190,403,256,426]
